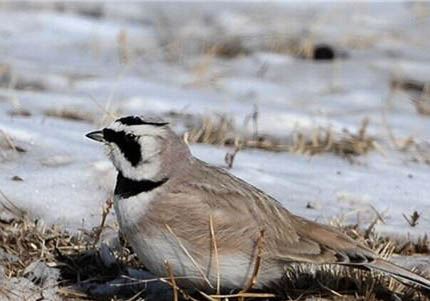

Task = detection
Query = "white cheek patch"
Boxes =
[139,136,160,162]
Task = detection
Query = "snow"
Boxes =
[0,2,429,242]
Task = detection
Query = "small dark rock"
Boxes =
[313,44,335,60]
[306,202,316,209]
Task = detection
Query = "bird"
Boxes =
[86,114,430,292]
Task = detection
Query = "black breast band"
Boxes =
[114,172,168,199]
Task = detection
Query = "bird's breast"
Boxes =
[114,192,157,239]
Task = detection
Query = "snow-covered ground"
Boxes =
[0,2,429,243]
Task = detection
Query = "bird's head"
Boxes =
[86,115,191,181]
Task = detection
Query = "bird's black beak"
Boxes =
[85,130,105,143]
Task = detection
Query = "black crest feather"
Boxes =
[117,116,168,126]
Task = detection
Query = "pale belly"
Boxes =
[114,195,284,290]
[126,230,285,290]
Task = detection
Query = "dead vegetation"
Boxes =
[0,130,27,155]
[390,78,430,116]
[204,37,251,59]
[288,118,376,158]
[0,201,143,300]
[184,115,237,147]
[411,96,430,116]
[341,224,429,257]
[403,211,422,228]
[390,78,427,94]
[0,64,47,91]
[1,201,429,301]
[269,37,342,61]
[44,107,95,123]
[200,33,344,61]
[397,137,430,165]
[279,264,423,301]
[183,114,377,161]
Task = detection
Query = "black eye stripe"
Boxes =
[103,129,141,166]
[117,116,168,126]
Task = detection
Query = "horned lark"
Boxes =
[86,115,430,291]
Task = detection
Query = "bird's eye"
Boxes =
[127,133,136,140]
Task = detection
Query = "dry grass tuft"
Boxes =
[184,115,238,147]
[44,107,95,123]
[269,37,315,59]
[411,96,430,116]
[390,78,430,116]
[8,108,32,117]
[397,138,430,165]
[279,264,423,301]
[0,203,143,300]
[0,130,27,154]
[289,118,377,158]
[403,210,421,228]
[341,224,429,257]
[184,115,377,160]
[205,37,251,59]
[390,78,426,94]
[0,213,92,280]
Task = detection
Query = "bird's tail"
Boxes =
[366,258,430,291]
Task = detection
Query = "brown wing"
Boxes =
[143,158,376,265]
[283,215,376,264]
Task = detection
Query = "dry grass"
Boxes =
[390,78,430,116]
[279,264,423,301]
[390,78,426,94]
[0,204,143,300]
[184,115,238,147]
[268,36,314,59]
[288,118,376,158]
[341,224,429,257]
[411,96,430,116]
[183,115,377,160]
[202,33,340,61]
[44,107,95,123]
[0,213,92,280]
[269,37,340,61]
[1,202,429,301]
[397,137,430,165]
[0,64,46,92]
[204,37,251,59]
[0,129,27,155]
